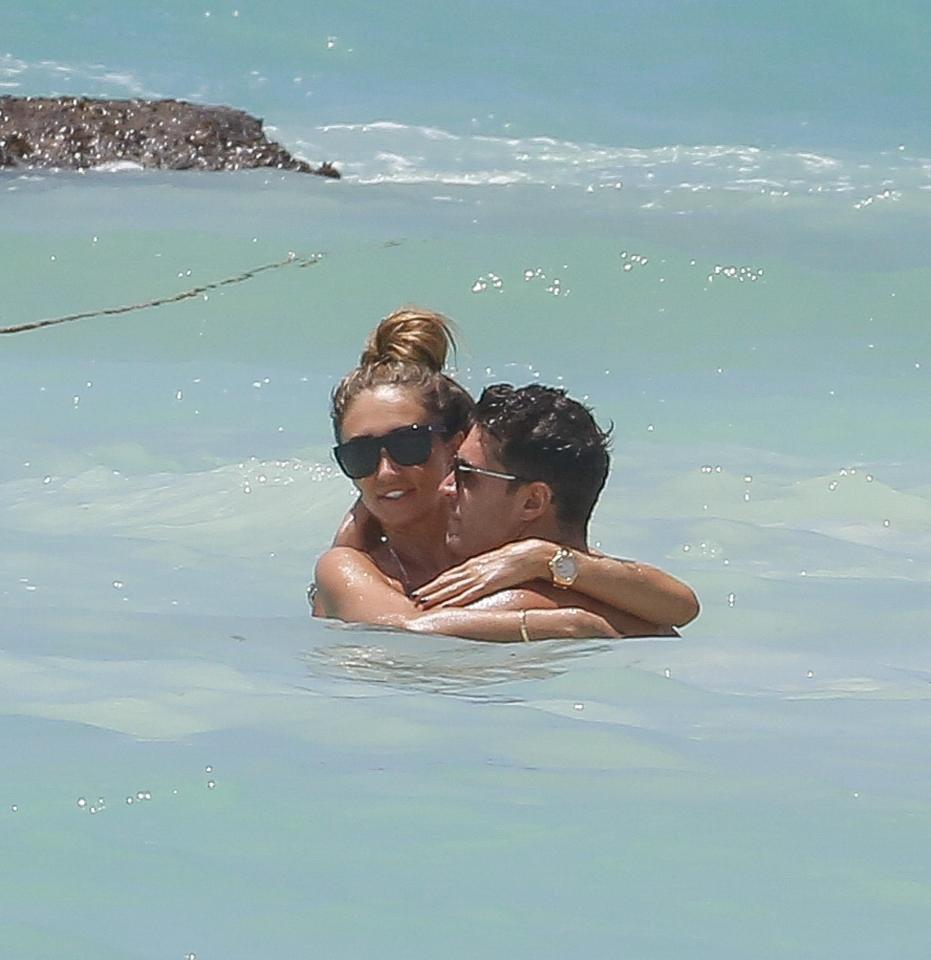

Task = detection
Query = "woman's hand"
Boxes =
[411,538,551,608]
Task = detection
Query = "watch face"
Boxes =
[553,552,578,582]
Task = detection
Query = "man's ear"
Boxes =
[518,481,552,522]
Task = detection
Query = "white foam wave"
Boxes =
[296,120,931,196]
[318,120,459,141]
[91,160,145,173]
[0,54,28,80]
[0,53,159,98]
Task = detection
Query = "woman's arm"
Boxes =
[410,538,700,627]
[313,548,618,641]
[405,604,617,643]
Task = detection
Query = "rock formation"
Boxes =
[0,96,339,177]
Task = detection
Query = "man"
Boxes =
[411,383,697,638]
[315,382,697,641]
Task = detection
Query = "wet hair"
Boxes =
[473,383,611,529]
[331,306,474,440]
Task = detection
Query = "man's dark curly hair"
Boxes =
[473,383,611,529]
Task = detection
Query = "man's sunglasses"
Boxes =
[334,424,446,479]
[452,456,528,487]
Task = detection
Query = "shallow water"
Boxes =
[3,3,931,957]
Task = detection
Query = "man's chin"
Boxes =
[445,529,478,559]
[448,531,498,562]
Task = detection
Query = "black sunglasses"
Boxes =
[334,424,446,479]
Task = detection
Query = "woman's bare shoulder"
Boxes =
[314,546,416,623]
[315,546,380,581]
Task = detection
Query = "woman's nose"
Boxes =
[375,447,401,477]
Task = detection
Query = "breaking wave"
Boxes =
[295,120,931,198]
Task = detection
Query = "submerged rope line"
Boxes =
[0,252,322,335]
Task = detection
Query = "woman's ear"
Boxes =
[518,481,552,522]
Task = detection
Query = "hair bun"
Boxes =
[359,307,456,372]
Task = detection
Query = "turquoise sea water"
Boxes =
[2,3,931,957]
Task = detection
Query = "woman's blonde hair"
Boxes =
[359,307,456,369]
[331,306,474,439]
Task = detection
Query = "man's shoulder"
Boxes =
[465,586,562,612]
[468,583,675,638]
[470,582,595,611]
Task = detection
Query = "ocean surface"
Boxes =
[2,3,930,957]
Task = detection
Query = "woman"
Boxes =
[312,307,698,641]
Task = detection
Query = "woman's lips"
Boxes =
[379,489,411,501]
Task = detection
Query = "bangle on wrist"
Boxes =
[519,609,531,642]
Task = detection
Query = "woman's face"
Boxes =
[339,385,457,527]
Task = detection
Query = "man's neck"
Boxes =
[520,517,588,552]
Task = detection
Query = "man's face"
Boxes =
[442,426,527,558]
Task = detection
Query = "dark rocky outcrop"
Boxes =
[0,96,339,177]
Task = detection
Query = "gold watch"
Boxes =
[548,546,579,588]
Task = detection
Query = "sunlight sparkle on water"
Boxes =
[620,252,649,273]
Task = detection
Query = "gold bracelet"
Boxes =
[519,609,531,642]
